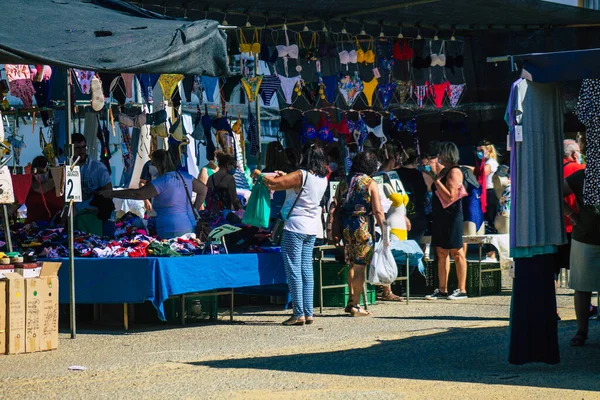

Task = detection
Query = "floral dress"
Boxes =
[339,174,374,265]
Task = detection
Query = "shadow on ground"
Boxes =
[189,321,600,392]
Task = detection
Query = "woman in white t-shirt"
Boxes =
[254,145,329,326]
[477,141,500,230]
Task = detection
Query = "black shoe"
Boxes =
[448,289,468,300]
[589,305,598,320]
[425,289,448,300]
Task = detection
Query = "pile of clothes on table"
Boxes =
[7,213,204,258]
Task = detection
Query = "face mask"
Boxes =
[149,165,159,178]
[477,151,484,160]
[37,172,49,183]
[418,165,431,172]
[577,153,584,164]
[228,168,237,175]
[329,162,338,172]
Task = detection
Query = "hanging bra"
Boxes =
[276,29,299,59]
[445,51,464,70]
[240,29,261,54]
[430,41,446,67]
[412,40,431,69]
[260,31,279,64]
[299,33,318,61]
[330,113,350,135]
[393,39,414,61]
[370,115,385,138]
[302,116,317,143]
[356,38,375,64]
[339,49,358,65]
[316,115,334,142]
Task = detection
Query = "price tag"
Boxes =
[372,175,385,185]
[514,125,523,142]
[0,166,15,204]
[208,224,241,240]
[64,166,82,202]
[328,180,340,208]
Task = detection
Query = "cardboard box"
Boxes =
[24,262,61,353]
[0,265,14,279]
[15,263,41,279]
[4,272,25,355]
[0,281,6,354]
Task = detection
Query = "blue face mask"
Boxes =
[418,165,431,172]
[477,151,484,160]
[228,168,237,175]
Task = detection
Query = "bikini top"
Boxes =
[356,38,375,64]
[316,115,334,142]
[330,113,350,136]
[389,113,417,134]
[318,33,338,59]
[430,41,446,67]
[239,29,260,54]
[299,33,318,61]
[339,49,358,65]
[347,115,369,147]
[260,31,279,64]
[412,41,431,69]
[393,39,414,61]
[445,53,464,69]
[276,30,299,59]
[388,191,410,208]
[302,116,317,143]
[370,116,385,139]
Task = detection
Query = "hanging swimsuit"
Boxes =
[339,48,358,70]
[299,33,318,61]
[241,75,263,102]
[316,115,334,142]
[72,69,95,94]
[370,115,385,139]
[429,81,450,108]
[338,73,363,107]
[276,29,299,76]
[260,30,279,64]
[318,32,338,59]
[6,64,35,108]
[158,74,184,99]
[445,48,464,73]
[377,81,397,109]
[362,78,379,108]
[202,106,216,161]
[321,75,338,103]
[356,38,375,64]
[221,75,242,102]
[430,41,446,67]
[201,76,219,103]
[412,41,431,69]
[449,84,466,108]
[393,39,414,61]
[121,73,134,98]
[377,38,395,71]
[301,116,317,143]
[395,80,412,104]
[239,28,261,54]
[413,83,429,108]
[347,115,369,149]
[247,102,260,156]
[279,75,302,104]
[136,73,160,103]
[330,112,351,136]
[258,74,280,106]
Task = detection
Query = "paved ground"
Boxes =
[0,290,599,399]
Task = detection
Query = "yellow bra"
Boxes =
[239,28,260,54]
[388,192,409,208]
[356,38,375,64]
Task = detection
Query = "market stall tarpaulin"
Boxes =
[0,0,229,76]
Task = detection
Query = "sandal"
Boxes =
[570,331,588,347]
[380,292,404,302]
[350,305,371,317]
[344,302,355,313]
[305,316,314,325]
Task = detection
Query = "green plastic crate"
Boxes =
[313,261,376,307]
[430,260,501,297]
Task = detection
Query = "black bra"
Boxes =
[445,54,464,70]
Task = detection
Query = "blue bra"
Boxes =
[302,116,317,143]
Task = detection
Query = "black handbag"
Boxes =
[272,171,308,245]
[176,171,209,242]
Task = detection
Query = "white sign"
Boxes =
[0,166,14,204]
[328,180,340,208]
[208,224,241,240]
[65,166,82,202]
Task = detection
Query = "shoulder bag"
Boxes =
[272,171,308,245]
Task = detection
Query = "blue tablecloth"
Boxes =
[57,253,286,320]
[389,239,425,275]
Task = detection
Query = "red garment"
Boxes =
[25,185,65,223]
[11,174,33,204]
[474,160,487,213]
[564,159,585,233]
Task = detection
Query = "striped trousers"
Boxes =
[281,229,316,318]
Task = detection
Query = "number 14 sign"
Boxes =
[64,166,83,202]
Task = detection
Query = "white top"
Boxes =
[486,158,499,188]
[285,170,328,236]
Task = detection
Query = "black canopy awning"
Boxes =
[0,0,229,76]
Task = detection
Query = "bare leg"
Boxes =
[350,263,366,306]
[575,291,592,335]
[451,247,467,292]
[436,247,450,292]
[347,264,355,305]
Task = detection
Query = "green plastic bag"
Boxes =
[242,175,271,228]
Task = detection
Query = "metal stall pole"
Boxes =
[3,205,12,252]
[66,68,76,339]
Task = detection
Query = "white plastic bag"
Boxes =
[368,241,398,285]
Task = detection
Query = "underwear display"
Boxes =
[279,75,302,104]
[258,75,281,106]
[338,73,363,107]
[73,69,95,94]
[449,83,466,108]
[158,74,184,100]
[221,75,242,102]
[362,78,379,108]
[377,82,397,109]
[201,76,219,103]
[136,73,160,103]
[429,81,450,108]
